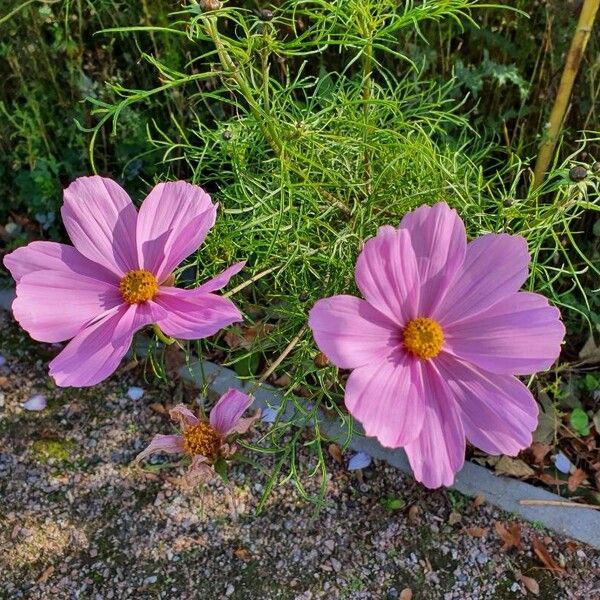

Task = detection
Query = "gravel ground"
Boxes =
[1,312,599,600]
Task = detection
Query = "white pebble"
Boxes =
[127,387,144,401]
[0,354,6,367]
[22,394,47,411]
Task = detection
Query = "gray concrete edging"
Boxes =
[180,359,600,549]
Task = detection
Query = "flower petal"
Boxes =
[355,226,419,324]
[136,181,216,281]
[61,176,139,276]
[309,295,399,369]
[434,234,530,325]
[3,241,117,284]
[12,270,122,342]
[154,288,242,340]
[48,302,163,387]
[186,455,215,485]
[345,351,425,447]
[169,404,200,429]
[134,434,185,464]
[404,361,465,488]
[210,389,253,435]
[435,354,538,456]
[399,202,466,315]
[443,292,565,375]
[195,261,246,294]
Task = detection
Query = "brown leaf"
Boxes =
[519,574,540,595]
[314,352,330,368]
[470,495,486,511]
[407,505,420,522]
[531,536,565,573]
[273,374,291,387]
[149,402,168,415]
[399,589,413,600]
[466,526,487,538]
[328,444,343,465]
[494,456,535,478]
[448,511,462,526]
[234,547,252,561]
[565,540,578,553]
[529,442,552,465]
[37,566,54,583]
[567,468,587,492]
[495,521,522,551]
[538,473,567,486]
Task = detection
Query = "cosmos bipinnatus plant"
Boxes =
[7,1,597,506]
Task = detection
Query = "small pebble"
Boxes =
[127,387,144,401]
[553,451,572,474]
[347,451,372,471]
[0,354,6,367]
[22,394,47,411]
[225,584,235,596]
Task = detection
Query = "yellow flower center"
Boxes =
[403,317,444,359]
[119,269,158,304]
[182,422,221,458]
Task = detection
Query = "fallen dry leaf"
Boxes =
[234,547,252,561]
[529,442,552,465]
[399,589,413,600]
[494,456,535,478]
[407,505,420,522]
[328,444,343,465]
[519,574,540,595]
[149,402,168,415]
[470,495,486,511]
[448,511,462,526]
[37,566,54,583]
[531,536,565,573]
[466,526,487,538]
[567,468,587,492]
[273,373,291,387]
[495,521,522,551]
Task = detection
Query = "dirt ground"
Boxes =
[1,312,599,600]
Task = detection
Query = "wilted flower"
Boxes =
[4,176,244,387]
[309,202,565,488]
[135,389,256,484]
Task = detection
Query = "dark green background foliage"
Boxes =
[0,1,597,226]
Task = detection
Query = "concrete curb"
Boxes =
[180,359,600,549]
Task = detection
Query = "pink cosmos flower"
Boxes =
[135,388,256,484]
[3,176,244,387]
[309,203,565,488]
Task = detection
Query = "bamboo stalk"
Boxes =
[532,0,600,189]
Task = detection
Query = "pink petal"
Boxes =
[309,295,399,369]
[404,361,465,488]
[169,404,200,429]
[136,181,216,282]
[48,303,162,387]
[355,227,420,324]
[134,434,185,463]
[195,261,246,294]
[435,355,538,456]
[186,455,215,485]
[443,292,565,375]
[345,352,425,447]
[153,288,242,340]
[12,270,122,342]
[399,202,466,315]
[209,389,253,435]
[434,234,530,325]
[3,241,117,284]
[61,176,139,276]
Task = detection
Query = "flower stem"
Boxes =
[152,324,176,345]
